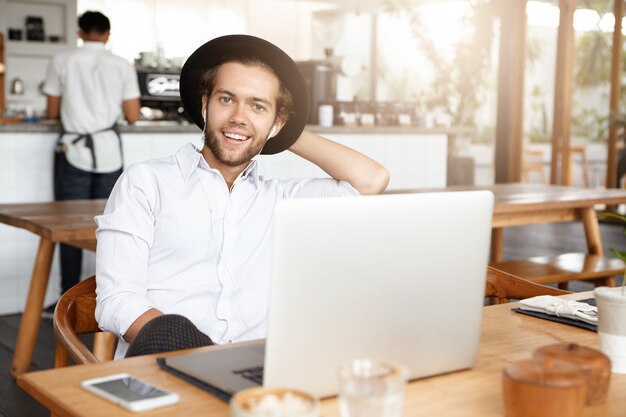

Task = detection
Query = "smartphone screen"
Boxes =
[82,374,179,411]
[89,376,170,401]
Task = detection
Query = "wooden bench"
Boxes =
[490,252,625,289]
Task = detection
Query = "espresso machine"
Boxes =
[136,69,188,121]
[296,60,337,125]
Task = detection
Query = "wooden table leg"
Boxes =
[11,238,55,377]
[580,207,615,286]
[581,207,603,255]
[490,228,504,263]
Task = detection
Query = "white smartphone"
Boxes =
[81,373,179,412]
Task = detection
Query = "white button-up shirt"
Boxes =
[42,41,140,172]
[95,143,358,358]
[43,41,140,133]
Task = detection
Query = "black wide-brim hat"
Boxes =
[180,34,309,155]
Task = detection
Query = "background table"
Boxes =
[394,183,626,258]
[469,184,626,259]
[0,199,107,376]
[392,184,626,286]
[17,292,624,417]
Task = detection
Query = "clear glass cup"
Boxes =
[338,359,408,417]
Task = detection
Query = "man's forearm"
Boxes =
[46,95,61,119]
[122,98,141,124]
[288,130,389,195]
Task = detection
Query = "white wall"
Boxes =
[1,0,336,116]
[1,0,78,115]
[76,0,334,63]
[0,133,61,313]
[257,133,447,189]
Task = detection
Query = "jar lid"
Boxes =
[533,343,610,370]
[503,359,586,388]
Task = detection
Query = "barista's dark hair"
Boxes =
[78,11,111,34]
[199,57,295,123]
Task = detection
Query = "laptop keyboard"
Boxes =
[233,366,264,384]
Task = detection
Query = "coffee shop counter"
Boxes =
[1,119,452,188]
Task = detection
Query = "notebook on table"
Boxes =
[512,297,598,332]
[163,191,494,399]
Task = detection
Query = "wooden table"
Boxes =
[0,199,107,377]
[17,292,624,417]
[471,184,626,259]
[395,183,626,259]
[393,184,626,285]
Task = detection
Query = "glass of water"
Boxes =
[338,359,408,417]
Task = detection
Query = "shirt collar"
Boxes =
[175,143,260,184]
[241,159,259,181]
[82,41,106,50]
[176,143,203,181]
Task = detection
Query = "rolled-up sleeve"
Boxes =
[122,62,140,100]
[42,55,62,96]
[94,163,158,339]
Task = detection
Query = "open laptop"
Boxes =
[164,191,494,399]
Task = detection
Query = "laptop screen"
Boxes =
[164,191,494,399]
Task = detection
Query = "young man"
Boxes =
[95,35,389,358]
[42,11,141,306]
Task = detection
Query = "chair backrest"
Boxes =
[53,275,115,366]
[485,266,571,304]
[522,147,547,183]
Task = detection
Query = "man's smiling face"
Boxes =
[202,61,284,171]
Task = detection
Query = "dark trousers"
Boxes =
[125,315,214,358]
[54,152,122,294]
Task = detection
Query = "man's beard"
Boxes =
[203,124,266,167]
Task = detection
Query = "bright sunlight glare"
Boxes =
[527,0,624,34]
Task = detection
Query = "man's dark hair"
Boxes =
[78,11,111,34]
[199,56,295,124]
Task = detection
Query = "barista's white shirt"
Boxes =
[43,41,140,172]
[95,143,359,358]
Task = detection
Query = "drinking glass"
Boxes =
[338,359,408,417]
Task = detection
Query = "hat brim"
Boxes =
[179,35,309,155]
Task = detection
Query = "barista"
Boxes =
[42,11,141,304]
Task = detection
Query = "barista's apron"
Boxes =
[55,123,123,173]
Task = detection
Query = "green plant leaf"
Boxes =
[597,211,626,222]
[598,212,626,238]
[600,211,626,287]
[609,247,626,262]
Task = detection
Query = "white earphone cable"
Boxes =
[194,152,261,340]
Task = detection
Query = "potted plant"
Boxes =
[595,212,626,373]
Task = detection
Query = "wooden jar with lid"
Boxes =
[502,359,586,417]
[534,343,611,405]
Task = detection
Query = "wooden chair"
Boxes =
[569,145,590,187]
[53,275,116,367]
[522,148,547,183]
[486,265,571,304]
